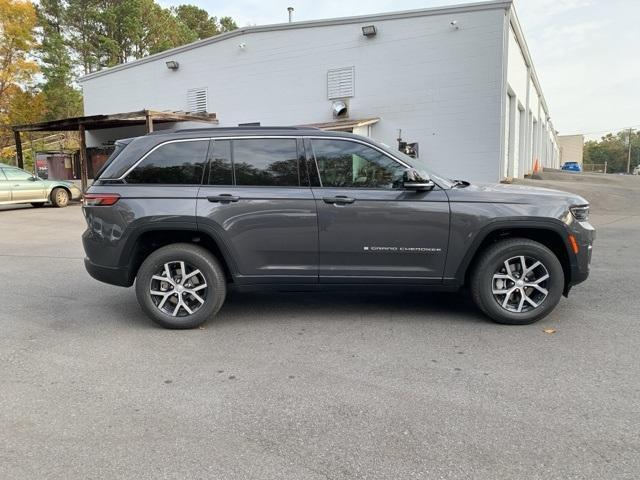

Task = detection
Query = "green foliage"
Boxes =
[584,130,640,173]
[59,1,238,73]
[37,0,83,120]
[173,5,238,39]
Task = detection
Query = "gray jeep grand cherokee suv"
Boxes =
[82,127,594,329]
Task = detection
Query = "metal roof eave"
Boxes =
[12,110,218,132]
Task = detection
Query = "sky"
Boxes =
[157,0,640,138]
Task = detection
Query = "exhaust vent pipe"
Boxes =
[332,100,348,118]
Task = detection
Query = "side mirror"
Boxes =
[403,168,434,191]
[28,176,38,181]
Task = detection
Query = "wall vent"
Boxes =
[327,67,355,100]
[187,87,208,113]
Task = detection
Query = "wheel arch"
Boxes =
[50,185,71,200]
[122,227,236,284]
[457,221,574,295]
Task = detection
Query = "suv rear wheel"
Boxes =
[471,238,564,325]
[135,243,227,329]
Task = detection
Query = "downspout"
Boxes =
[498,6,511,182]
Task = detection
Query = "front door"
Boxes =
[197,137,318,284]
[308,138,450,284]
[3,167,46,202]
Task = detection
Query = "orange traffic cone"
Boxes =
[533,158,540,174]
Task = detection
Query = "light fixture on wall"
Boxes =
[165,60,179,70]
[362,25,377,37]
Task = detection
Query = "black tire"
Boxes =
[135,243,227,329]
[50,188,69,208]
[470,238,564,325]
[31,202,46,208]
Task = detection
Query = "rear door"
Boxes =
[308,137,450,284]
[3,167,46,202]
[196,137,318,284]
[116,138,209,231]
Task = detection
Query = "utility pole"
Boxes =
[627,127,633,174]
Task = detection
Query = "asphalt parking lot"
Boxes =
[1,174,639,479]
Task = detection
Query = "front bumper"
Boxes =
[566,219,595,290]
[70,187,83,201]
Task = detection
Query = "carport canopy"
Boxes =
[12,109,218,191]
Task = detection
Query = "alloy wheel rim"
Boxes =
[57,190,68,205]
[492,255,549,313]
[149,261,208,317]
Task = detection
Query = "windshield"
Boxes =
[376,141,455,189]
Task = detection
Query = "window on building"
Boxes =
[207,140,233,185]
[311,139,405,189]
[232,138,299,187]
[126,140,208,184]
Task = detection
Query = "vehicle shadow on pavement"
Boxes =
[103,290,485,329]
[216,290,484,327]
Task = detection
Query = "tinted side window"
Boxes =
[126,140,208,184]
[233,139,299,187]
[312,139,405,189]
[207,140,233,185]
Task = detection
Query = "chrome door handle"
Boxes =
[207,194,239,203]
[323,196,355,205]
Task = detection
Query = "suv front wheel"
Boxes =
[135,243,227,329]
[471,238,564,325]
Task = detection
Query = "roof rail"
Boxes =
[159,125,321,135]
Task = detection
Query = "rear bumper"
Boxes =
[84,257,132,287]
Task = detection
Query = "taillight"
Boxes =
[83,193,120,206]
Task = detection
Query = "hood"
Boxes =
[448,182,589,206]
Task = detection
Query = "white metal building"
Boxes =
[79,0,559,183]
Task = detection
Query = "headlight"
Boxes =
[570,205,589,222]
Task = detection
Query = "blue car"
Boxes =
[561,161,582,172]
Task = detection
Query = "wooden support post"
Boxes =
[14,130,24,168]
[145,112,154,133]
[79,125,89,192]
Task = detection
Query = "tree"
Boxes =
[37,0,83,120]
[584,129,640,173]
[0,0,38,105]
[173,5,238,40]
[173,4,219,39]
[219,16,238,33]
[65,0,101,74]
[0,0,39,150]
